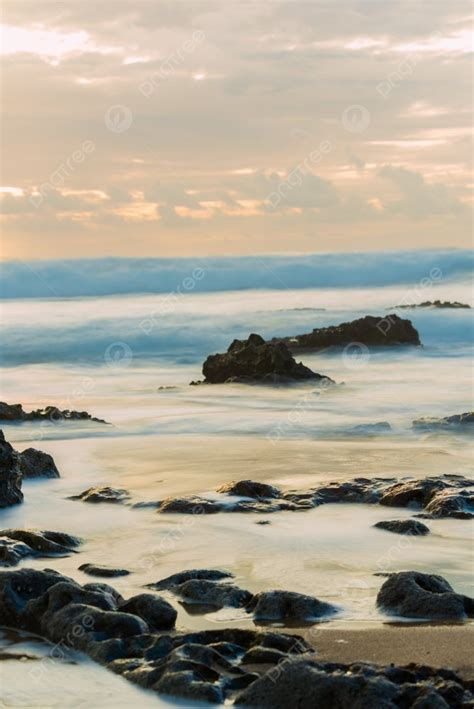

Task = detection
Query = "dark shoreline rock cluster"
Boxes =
[0,529,81,566]
[0,567,472,706]
[194,334,334,385]
[0,401,108,424]
[0,431,61,508]
[146,475,474,520]
[271,314,421,351]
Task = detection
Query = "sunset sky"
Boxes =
[1,0,472,259]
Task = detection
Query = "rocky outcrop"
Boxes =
[373,519,430,536]
[216,480,281,499]
[18,447,60,479]
[79,563,130,578]
[272,314,421,351]
[248,591,338,623]
[0,401,108,424]
[146,569,234,591]
[0,529,82,566]
[379,476,474,518]
[394,300,470,309]
[412,412,474,432]
[69,487,131,504]
[376,571,474,620]
[0,431,22,507]
[171,579,253,610]
[196,334,333,385]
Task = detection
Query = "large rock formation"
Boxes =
[0,401,108,424]
[272,314,421,351]
[0,529,82,566]
[0,431,23,508]
[18,447,60,479]
[196,334,333,384]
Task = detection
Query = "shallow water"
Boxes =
[0,280,473,706]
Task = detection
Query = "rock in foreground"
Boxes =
[272,314,421,351]
[79,563,130,578]
[18,447,60,479]
[373,519,430,536]
[69,486,131,504]
[0,431,22,508]
[196,334,333,385]
[0,529,82,566]
[377,571,474,620]
[248,591,338,623]
[0,401,108,424]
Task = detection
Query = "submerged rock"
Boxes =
[348,422,392,436]
[394,300,471,309]
[412,412,474,432]
[79,563,130,578]
[373,519,430,536]
[197,334,333,385]
[0,529,81,566]
[376,571,474,620]
[0,431,22,508]
[216,480,281,499]
[272,314,421,351]
[146,569,234,591]
[69,486,131,504]
[18,447,60,479]
[248,591,338,623]
[158,495,223,514]
[171,579,253,610]
[0,401,108,424]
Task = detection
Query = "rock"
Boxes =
[0,431,23,508]
[0,401,108,424]
[171,579,253,609]
[158,495,223,514]
[146,569,234,591]
[272,314,421,351]
[379,479,448,509]
[423,489,474,519]
[69,487,131,504]
[18,447,60,479]
[312,478,391,505]
[119,593,177,630]
[198,334,333,384]
[242,646,288,664]
[348,422,392,436]
[216,480,281,499]
[0,529,81,566]
[412,412,474,432]
[394,300,471,309]
[248,591,337,623]
[79,563,130,578]
[374,520,430,536]
[376,571,474,620]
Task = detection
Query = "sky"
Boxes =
[0,0,472,259]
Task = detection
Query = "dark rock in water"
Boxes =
[423,488,474,519]
[394,300,471,309]
[158,495,223,514]
[171,579,253,609]
[79,563,130,578]
[348,422,392,436]
[379,479,449,509]
[0,401,108,424]
[198,334,333,385]
[248,591,337,623]
[69,486,131,504]
[119,593,177,630]
[374,519,430,536]
[0,430,23,507]
[311,478,390,506]
[18,447,60,479]
[146,569,234,591]
[216,479,281,499]
[376,571,474,620]
[412,412,474,432]
[272,314,421,351]
[0,529,81,566]
[242,646,288,665]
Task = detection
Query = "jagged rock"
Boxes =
[171,579,253,610]
[248,591,337,623]
[146,569,234,591]
[79,563,130,578]
[0,401,108,424]
[374,519,430,536]
[412,412,474,432]
[0,529,81,566]
[158,496,223,514]
[272,314,421,351]
[69,487,131,504]
[18,447,60,479]
[378,477,469,511]
[119,593,177,630]
[376,571,474,620]
[216,480,281,499]
[394,300,470,309]
[0,431,22,507]
[198,334,333,385]
[423,489,474,519]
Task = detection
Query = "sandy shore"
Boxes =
[299,624,474,678]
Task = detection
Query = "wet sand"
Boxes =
[300,624,474,678]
